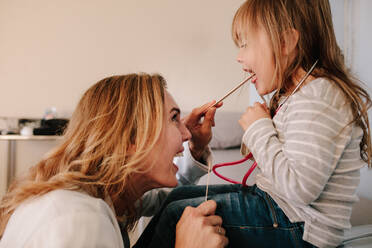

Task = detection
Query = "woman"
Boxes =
[0,73,228,248]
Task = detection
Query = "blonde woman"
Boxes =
[0,73,228,248]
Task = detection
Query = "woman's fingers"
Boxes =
[196,200,217,216]
[205,214,223,226]
[215,225,226,235]
[187,101,215,125]
[175,200,228,248]
[185,100,222,128]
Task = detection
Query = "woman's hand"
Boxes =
[175,200,228,248]
[182,101,222,161]
[239,102,270,131]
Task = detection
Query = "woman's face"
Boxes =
[141,91,191,190]
[236,24,277,96]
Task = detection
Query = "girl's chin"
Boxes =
[256,87,263,95]
[256,86,270,96]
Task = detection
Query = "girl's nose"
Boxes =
[236,52,244,64]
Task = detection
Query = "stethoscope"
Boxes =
[212,60,319,186]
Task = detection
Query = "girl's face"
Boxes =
[141,91,191,190]
[236,25,277,96]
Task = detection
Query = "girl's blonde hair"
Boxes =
[232,0,371,166]
[0,73,167,236]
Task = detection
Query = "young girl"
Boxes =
[134,1,371,247]
[0,73,228,248]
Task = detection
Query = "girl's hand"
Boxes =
[239,102,270,131]
[175,200,228,248]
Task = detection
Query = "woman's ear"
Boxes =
[282,28,299,56]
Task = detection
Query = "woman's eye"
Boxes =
[172,113,179,122]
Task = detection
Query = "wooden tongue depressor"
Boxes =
[211,73,255,108]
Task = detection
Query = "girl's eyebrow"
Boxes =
[170,107,180,114]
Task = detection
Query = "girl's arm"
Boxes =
[243,85,358,206]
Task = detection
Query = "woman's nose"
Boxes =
[181,124,192,142]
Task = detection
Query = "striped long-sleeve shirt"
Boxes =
[242,78,364,248]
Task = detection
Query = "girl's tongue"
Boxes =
[252,75,258,84]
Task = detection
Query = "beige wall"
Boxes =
[0,0,247,195]
[0,0,248,118]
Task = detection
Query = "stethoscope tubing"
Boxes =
[212,153,254,186]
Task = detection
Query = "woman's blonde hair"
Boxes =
[0,73,167,236]
[232,0,372,166]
